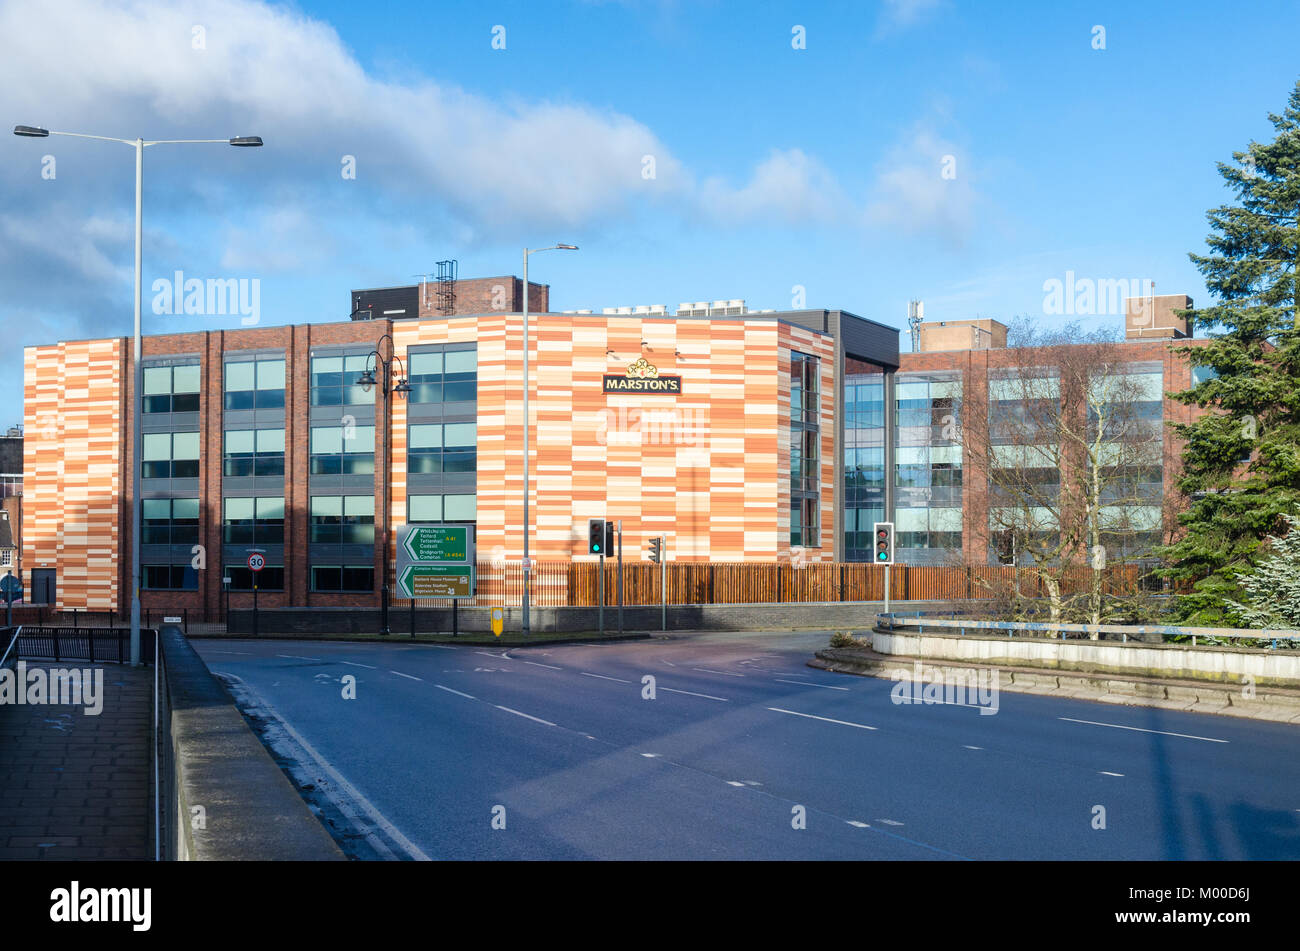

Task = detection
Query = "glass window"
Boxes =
[142,564,198,590]
[225,565,284,591]
[143,432,200,479]
[409,347,477,404]
[310,424,375,475]
[224,495,285,545]
[311,354,376,406]
[141,497,199,544]
[142,364,201,413]
[311,565,375,592]
[310,495,374,543]
[408,495,442,522]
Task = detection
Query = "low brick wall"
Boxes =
[159,628,343,860]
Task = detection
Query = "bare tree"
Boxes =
[958,324,1165,625]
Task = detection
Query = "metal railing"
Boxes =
[876,612,1300,649]
[0,625,19,673]
[9,626,157,664]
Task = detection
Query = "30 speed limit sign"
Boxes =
[247,552,266,572]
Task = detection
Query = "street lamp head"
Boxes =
[14,125,49,138]
[229,136,263,147]
[393,379,412,399]
[355,368,377,389]
[556,244,578,250]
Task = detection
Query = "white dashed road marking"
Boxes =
[774,679,849,691]
[1099,771,1125,777]
[847,820,870,828]
[276,654,321,661]
[580,671,632,684]
[341,661,377,670]
[691,668,744,677]
[767,707,877,730]
[434,684,475,700]
[1059,717,1228,743]
[524,661,562,670]
[661,687,729,701]
[389,670,423,682]
[495,705,556,727]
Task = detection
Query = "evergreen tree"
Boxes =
[1160,81,1300,624]
[1228,514,1300,629]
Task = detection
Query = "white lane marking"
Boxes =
[524,661,563,670]
[774,678,849,691]
[726,781,746,787]
[389,670,423,682]
[435,684,475,700]
[847,820,870,828]
[580,671,632,684]
[1059,717,1228,743]
[208,649,251,655]
[276,653,321,661]
[341,661,377,670]
[767,707,877,730]
[494,705,556,727]
[427,645,457,650]
[963,745,983,750]
[1099,771,1125,777]
[218,672,431,861]
[877,818,904,826]
[640,753,661,758]
[692,667,745,677]
[661,659,677,667]
[476,651,510,660]
[661,687,729,701]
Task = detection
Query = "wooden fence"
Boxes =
[411,561,1169,608]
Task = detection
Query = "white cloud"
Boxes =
[699,149,847,226]
[877,0,946,34]
[866,124,976,244]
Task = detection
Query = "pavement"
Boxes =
[0,663,152,860]
[196,629,1300,860]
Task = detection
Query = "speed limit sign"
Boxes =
[247,552,266,572]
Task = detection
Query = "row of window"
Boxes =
[143,424,481,479]
[143,564,374,592]
[143,351,478,415]
[140,494,477,547]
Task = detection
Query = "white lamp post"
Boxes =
[14,126,262,665]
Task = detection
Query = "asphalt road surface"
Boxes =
[195,631,1300,860]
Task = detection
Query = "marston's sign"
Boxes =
[604,357,682,395]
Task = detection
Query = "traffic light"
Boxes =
[873,521,895,565]
[588,519,606,555]
[649,537,662,564]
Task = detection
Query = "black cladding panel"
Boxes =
[350,286,420,320]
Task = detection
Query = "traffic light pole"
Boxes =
[884,563,890,615]
[617,519,624,635]
[660,541,666,631]
[597,553,605,635]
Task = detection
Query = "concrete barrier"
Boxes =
[158,628,343,860]
[226,601,971,635]
[870,627,1300,687]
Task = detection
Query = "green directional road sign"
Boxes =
[401,525,470,563]
[397,564,475,599]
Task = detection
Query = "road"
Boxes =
[195,631,1300,860]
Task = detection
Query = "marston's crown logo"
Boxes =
[626,357,658,379]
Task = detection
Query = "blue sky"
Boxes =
[2,0,1299,425]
